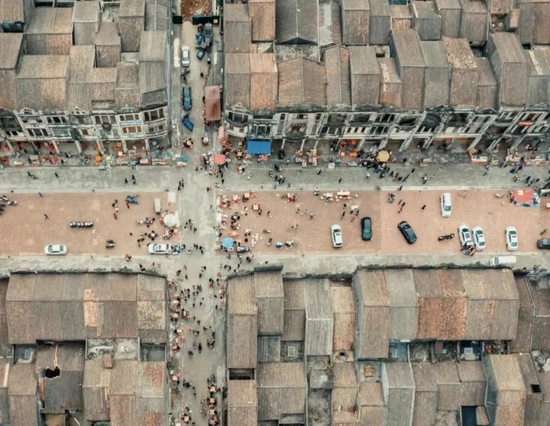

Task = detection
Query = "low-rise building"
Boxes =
[226,267,550,425]
[222,0,550,158]
[0,272,167,426]
[0,0,168,163]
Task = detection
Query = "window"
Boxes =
[6,130,23,137]
[315,113,322,121]
[94,115,116,125]
[46,116,68,125]
[122,126,142,135]
[28,128,48,137]
[296,114,307,120]
[144,109,164,122]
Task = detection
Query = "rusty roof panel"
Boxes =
[250,0,275,41]
[342,0,370,45]
[278,58,326,106]
[325,46,351,106]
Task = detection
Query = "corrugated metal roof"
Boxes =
[386,269,419,340]
[325,46,351,106]
[9,395,39,426]
[304,279,332,319]
[0,387,8,425]
[331,286,355,313]
[257,363,306,421]
[72,1,100,22]
[8,364,36,396]
[412,363,438,392]
[282,309,305,341]
[228,275,256,315]
[488,354,526,392]
[276,0,318,43]
[342,0,370,45]
[120,0,146,17]
[26,8,73,35]
[139,31,167,62]
[227,314,257,369]
[490,32,527,64]
[283,280,306,309]
[278,57,326,106]
[6,274,165,344]
[16,55,69,79]
[333,363,358,388]
[332,387,358,423]
[386,362,414,388]
[0,33,23,70]
[255,270,284,298]
[250,0,275,41]
[110,394,137,425]
[36,344,85,372]
[0,0,24,22]
[228,380,258,426]
[250,53,278,110]
[357,382,384,406]
[83,361,111,421]
[43,370,84,413]
[95,22,121,46]
[224,4,251,53]
[356,269,389,307]
[225,53,251,108]
[392,29,426,67]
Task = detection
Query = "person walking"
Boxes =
[317,169,322,175]
[421,205,426,210]
[38,192,43,197]
[44,213,49,219]
[338,178,342,184]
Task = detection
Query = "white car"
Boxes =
[181,46,190,67]
[44,244,68,255]
[440,193,452,218]
[148,243,173,255]
[331,224,343,248]
[472,227,486,250]
[458,224,473,248]
[505,227,518,251]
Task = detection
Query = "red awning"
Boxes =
[205,86,221,122]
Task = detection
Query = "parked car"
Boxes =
[182,86,192,111]
[505,227,518,251]
[331,224,343,248]
[44,244,68,255]
[148,243,173,255]
[196,47,206,60]
[440,192,452,217]
[537,238,550,249]
[181,46,190,67]
[472,227,486,250]
[361,217,372,241]
[458,224,473,248]
[398,221,417,244]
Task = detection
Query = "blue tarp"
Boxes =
[246,140,272,155]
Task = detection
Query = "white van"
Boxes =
[489,256,517,267]
[440,193,452,217]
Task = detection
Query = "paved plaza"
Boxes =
[0,191,174,256]
[219,188,546,256]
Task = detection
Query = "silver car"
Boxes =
[331,224,343,248]
[181,46,190,67]
[458,224,473,248]
[505,227,518,251]
[148,243,173,255]
[44,244,68,255]
[472,227,486,250]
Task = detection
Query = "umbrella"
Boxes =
[376,150,390,163]
[163,213,178,228]
[222,237,234,249]
[213,154,226,165]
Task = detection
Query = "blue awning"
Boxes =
[246,140,272,155]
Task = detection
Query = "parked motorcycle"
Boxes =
[438,233,455,241]
[105,239,116,248]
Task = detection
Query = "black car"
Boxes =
[537,238,550,249]
[398,221,417,244]
[182,86,192,111]
[361,217,372,241]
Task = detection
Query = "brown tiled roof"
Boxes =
[278,57,326,106]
